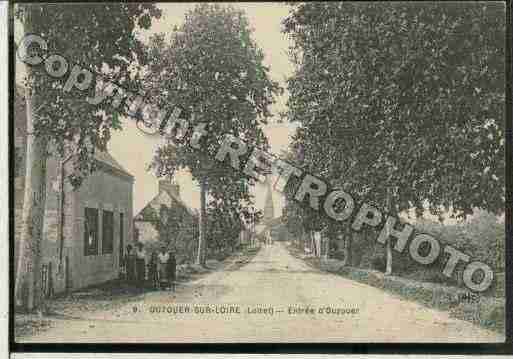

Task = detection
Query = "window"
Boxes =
[119,213,124,263]
[84,208,98,256]
[102,210,114,254]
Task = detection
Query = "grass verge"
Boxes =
[286,243,504,334]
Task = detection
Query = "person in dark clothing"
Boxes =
[125,244,136,284]
[167,250,177,292]
[148,251,159,289]
[157,246,169,289]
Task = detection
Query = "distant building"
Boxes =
[14,86,134,294]
[133,180,198,263]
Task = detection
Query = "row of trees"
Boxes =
[145,4,280,264]
[15,4,279,311]
[281,2,505,277]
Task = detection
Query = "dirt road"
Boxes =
[19,242,504,343]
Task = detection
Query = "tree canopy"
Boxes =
[15,3,161,311]
[147,4,282,257]
[16,3,161,185]
[283,2,505,219]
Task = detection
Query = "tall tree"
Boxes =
[283,3,505,273]
[15,3,161,311]
[147,4,281,265]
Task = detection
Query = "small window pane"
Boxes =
[102,210,114,254]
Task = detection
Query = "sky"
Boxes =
[14,3,487,225]
[112,3,297,215]
[15,3,297,216]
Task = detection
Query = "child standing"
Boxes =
[135,242,146,288]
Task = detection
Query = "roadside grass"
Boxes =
[285,242,505,334]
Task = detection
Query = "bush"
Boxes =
[368,271,385,288]
[346,211,504,295]
[408,269,449,284]
[495,272,505,297]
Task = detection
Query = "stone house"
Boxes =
[133,180,198,263]
[14,86,134,294]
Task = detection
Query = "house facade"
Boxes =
[14,86,134,294]
[133,180,198,263]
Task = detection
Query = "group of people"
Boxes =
[123,242,177,291]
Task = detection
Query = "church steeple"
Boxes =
[263,175,274,223]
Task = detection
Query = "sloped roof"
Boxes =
[134,185,196,220]
[94,151,133,178]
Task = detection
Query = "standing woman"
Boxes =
[149,251,159,289]
[167,249,177,292]
[157,246,169,289]
[135,242,147,289]
[125,244,136,284]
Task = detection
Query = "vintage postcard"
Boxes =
[10,1,510,349]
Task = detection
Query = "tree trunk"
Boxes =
[15,13,48,311]
[196,177,207,266]
[353,229,365,267]
[385,188,393,275]
[313,231,321,258]
[344,226,352,266]
[324,233,330,260]
[385,235,393,275]
[308,231,312,255]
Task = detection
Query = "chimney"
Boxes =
[159,179,180,198]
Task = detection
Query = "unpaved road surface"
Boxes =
[19,242,504,343]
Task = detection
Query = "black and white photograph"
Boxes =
[7,0,512,353]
